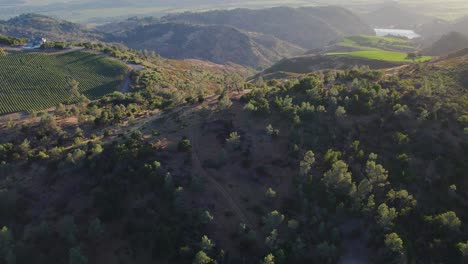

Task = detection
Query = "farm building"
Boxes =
[23,37,47,49]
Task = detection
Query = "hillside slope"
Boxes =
[0,48,466,264]
[257,35,429,78]
[0,50,128,114]
[0,13,100,41]
[261,54,401,76]
[453,15,468,35]
[164,6,374,49]
[423,32,468,56]
[112,22,305,69]
[362,5,433,28]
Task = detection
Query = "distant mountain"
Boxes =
[95,16,161,33]
[453,16,468,35]
[362,5,433,28]
[0,14,100,41]
[417,15,468,43]
[416,19,452,40]
[164,6,374,49]
[110,22,305,69]
[423,32,468,56]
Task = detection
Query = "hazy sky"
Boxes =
[0,0,466,22]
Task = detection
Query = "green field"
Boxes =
[327,35,432,63]
[0,51,128,114]
[339,35,417,52]
[328,50,433,62]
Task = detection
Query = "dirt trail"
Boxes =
[189,112,254,228]
[183,96,256,230]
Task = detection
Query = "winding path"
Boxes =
[188,112,254,228]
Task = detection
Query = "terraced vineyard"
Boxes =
[0,50,128,114]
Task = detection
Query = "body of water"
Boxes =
[375,28,421,39]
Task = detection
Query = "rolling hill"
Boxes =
[423,32,468,56]
[164,6,374,49]
[362,5,433,28]
[0,50,129,114]
[258,35,431,78]
[0,13,101,42]
[0,39,253,114]
[110,22,305,69]
[0,38,466,264]
[453,15,468,35]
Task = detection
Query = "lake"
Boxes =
[375,28,421,39]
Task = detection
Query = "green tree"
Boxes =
[299,76,323,92]
[265,188,277,199]
[178,137,192,152]
[266,124,280,137]
[322,160,356,196]
[261,253,275,264]
[19,139,30,156]
[200,235,215,251]
[264,211,284,229]
[69,247,88,264]
[299,150,315,176]
[192,250,216,264]
[335,106,346,118]
[324,149,342,166]
[386,189,417,215]
[218,92,232,110]
[425,211,461,233]
[226,132,241,149]
[265,229,278,250]
[406,52,418,62]
[385,233,404,254]
[355,178,373,205]
[376,203,398,230]
[200,210,214,225]
[366,161,389,189]
[457,241,468,258]
[0,48,5,57]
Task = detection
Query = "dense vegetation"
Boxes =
[0,43,466,264]
[0,51,128,114]
[0,34,27,45]
[0,4,467,264]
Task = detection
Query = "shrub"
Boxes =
[178,137,192,152]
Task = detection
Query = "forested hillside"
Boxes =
[0,3,467,264]
[0,41,466,264]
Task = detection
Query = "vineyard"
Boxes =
[0,51,128,114]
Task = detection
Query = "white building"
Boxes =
[23,37,47,49]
